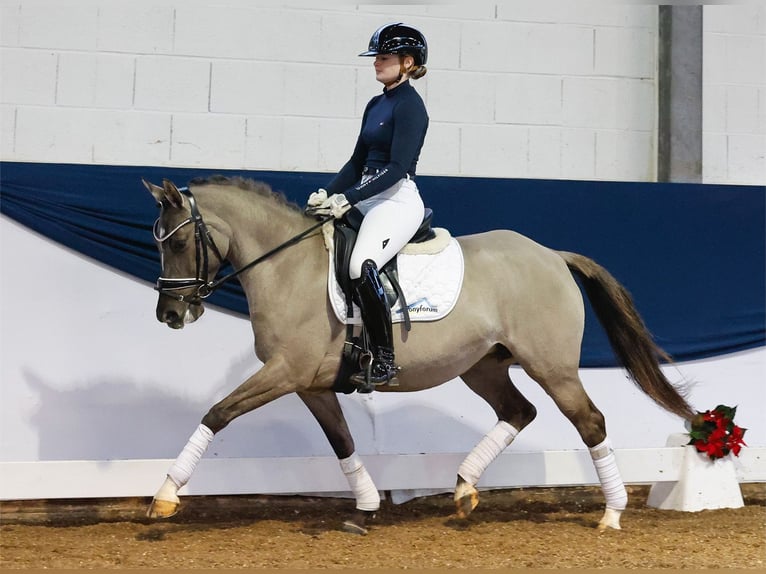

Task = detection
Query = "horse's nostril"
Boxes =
[162,310,180,324]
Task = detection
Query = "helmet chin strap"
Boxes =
[385,59,411,88]
[398,62,408,81]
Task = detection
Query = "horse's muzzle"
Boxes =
[157,301,204,329]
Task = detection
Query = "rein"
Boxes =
[154,186,331,303]
[207,216,331,291]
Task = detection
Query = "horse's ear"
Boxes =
[142,178,165,205]
[161,179,186,208]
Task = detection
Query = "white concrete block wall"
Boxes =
[56,52,135,109]
[703,5,766,185]
[0,1,762,184]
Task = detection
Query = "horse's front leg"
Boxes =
[298,389,380,535]
[147,355,297,518]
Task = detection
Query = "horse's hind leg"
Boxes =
[298,390,379,535]
[455,350,537,518]
[527,366,627,530]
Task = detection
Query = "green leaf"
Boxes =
[714,404,736,420]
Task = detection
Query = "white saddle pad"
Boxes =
[327,228,464,325]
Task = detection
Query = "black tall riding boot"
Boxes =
[349,259,399,390]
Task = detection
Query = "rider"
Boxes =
[307,23,429,388]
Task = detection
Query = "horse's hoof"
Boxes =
[455,491,479,519]
[597,508,622,531]
[146,498,180,519]
[341,520,368,535]
[341,510,374,535]
[454,479,479,519]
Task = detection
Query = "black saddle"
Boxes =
[333,207,435,319]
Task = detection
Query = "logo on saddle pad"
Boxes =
[399,297,438,315]
[327,228,464,325]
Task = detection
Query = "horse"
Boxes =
[141,175,694,534]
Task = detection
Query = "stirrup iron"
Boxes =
[349,349,400,392]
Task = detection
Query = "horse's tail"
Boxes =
[559,251,695,421]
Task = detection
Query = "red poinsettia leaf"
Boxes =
[710,427,727,442]
[731,425,747,440]
[711,443,726,459]
[702,440,718,455]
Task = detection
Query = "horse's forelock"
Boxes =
[189,175,302,213]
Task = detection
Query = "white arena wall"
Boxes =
[1,216,764,500]
[1,2,764,500]
[1,2,764,183]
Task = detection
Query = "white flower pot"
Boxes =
[647,433,744,511]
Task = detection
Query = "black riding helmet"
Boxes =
[359,22,428,66]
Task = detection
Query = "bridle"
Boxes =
[153,187,330,305]
[153,189,224,304]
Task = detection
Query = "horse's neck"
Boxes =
[197,185,332,362]
[199,187,325,293]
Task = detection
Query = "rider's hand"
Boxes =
[306,188,328,208]
[314,193,351,219]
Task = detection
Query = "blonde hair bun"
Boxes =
[409,65,427,80]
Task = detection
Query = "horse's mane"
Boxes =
[189,175,302,213]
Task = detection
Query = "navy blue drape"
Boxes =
[2,161,763,366]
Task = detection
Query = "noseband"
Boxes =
[153,187,331,305]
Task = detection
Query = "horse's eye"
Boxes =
[169,237,188,253]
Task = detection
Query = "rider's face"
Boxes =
[373,54,413,87]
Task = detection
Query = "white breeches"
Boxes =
[349,178,424,280]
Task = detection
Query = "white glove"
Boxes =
[307,188,328,207]
[316,193,351,219]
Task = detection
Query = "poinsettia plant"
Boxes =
[687,404,747,460]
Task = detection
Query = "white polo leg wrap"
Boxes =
[167,424,214,489]
[589,437,628,511]
[339,452,380,512]
[458,420,519,486]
